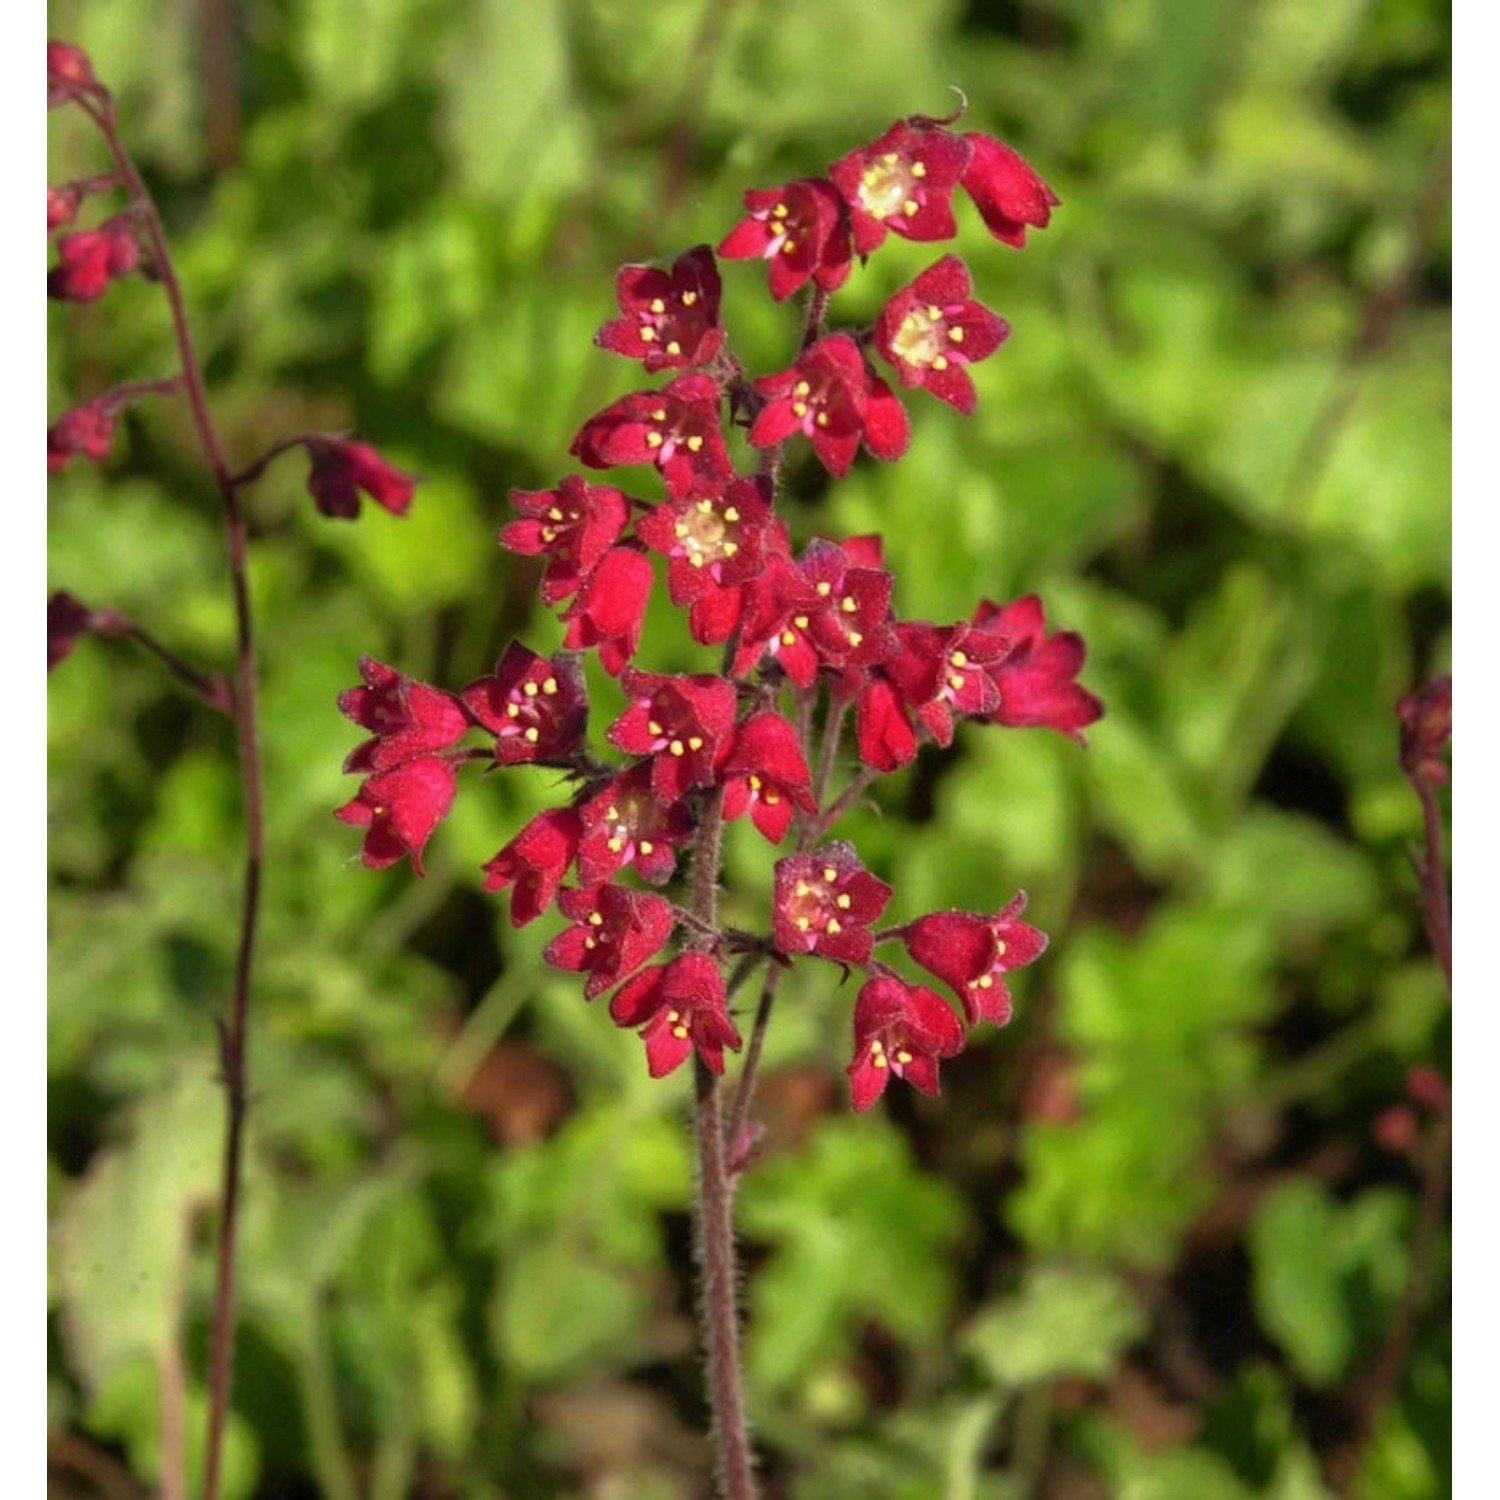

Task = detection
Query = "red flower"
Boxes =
[544,884,677,1000]
[855,675,919,773]
[828,118,973,256]
[338,656,470,774]
[47,590,127,671]
[749,334,909,478]
[846,976,965,1112]
[500,476,631,605]
[609,952,743,1077]
[304,437,419,519]
[634,475,773,606]
[716,178,852,301]
[607,670,738,805]
[570,373,733,500]
[48,41,100,107]
[882,618,1011,748]
[971,595,1104,742]
[595,245,725,373]
[481,808,582,926]
[559,545,654,676]
[461,642,588,765]
[719,712,818,845]
[577,765,696,887]
[904,893,1047,1026]
[48,216,141,302]
[335,756,456,877]
[47,395,118,472]
[873,255,1010,414]
[960,133,1059,249]
[1398,676,1452,789]
[48,184,83,235]
[772,842,892,966]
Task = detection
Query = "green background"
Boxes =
[48,1,1450,1496]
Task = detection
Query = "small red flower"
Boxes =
[828,118,973,256]
[570,373,733,500]
[635,475,773,606]
[971,595,1104,742]
[1397,676,1452,789]
[873,255,1010,414]
[772,842,893,966]
[854,675,920,773]
[904,893,1048,1026]
[719,711,818,845]
[750,334,910,478]
[481,808,582,926]
[559,545,655,676]
[500,476,632,605]
[304,437,419,519]
[595,245,725,373]
[48,216,141,302]
[959,133,1059,248]
[48,41,100,107]
[335,756,456,877]
[577,765,697,887]
[882,618,1011,748]
[544,884,677,1000]
[609,952,743,1077]
[716,178,853,301]
[607,669,738,805]
[47,590,127,671]
[846,976,966,1112]
[338,656,470,774]
[48,184,83,235]
[461,642,588,765]
[47,395,118,472]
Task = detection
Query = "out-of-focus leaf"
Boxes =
[966,1263,1145,1387]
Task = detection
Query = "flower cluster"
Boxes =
[335,109,1101,1109]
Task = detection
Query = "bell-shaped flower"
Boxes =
[609,952,743,1077]
[828,117,973,256]
[481,808,582,926]
[544,884,677,1000]
[303,437,419,520]
[717,177,852,301]
[903,893,1048,1026]
[719,712,817,845]
[971,595,1104,742]
[500,476,632,605]
[959,133,1059,248]
[462,642,588,766]
[846,976,966,1112]
[335,756,456,877]
[595,245,725,373]
[338,657,469,774]
[772,842,892,967]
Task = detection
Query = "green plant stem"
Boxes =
[86,91,267,1500]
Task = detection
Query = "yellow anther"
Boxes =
[674,523,689,539]
[649,298,666,314]
[815,412,828,427]
[765,789,780,804]
[540,526,556,544]
[646,432,664,449]
[651,407,668,421]
[781,240,797,255]
[689,554,705,568]
[995,939,1007,956]
[640,328,656,342]
[827,918,842,935]
[822,866,837,883]
[816,580,832,596]
[588,912,604,925]
[881,152,899,165]
[673,1024,689,1039]
[583,936,596,950]
[723,507,739,522]
[542,677,558,694]
[794,614,810,629]
[723,542,738,557]
[794,880,811,897]
[781,629,796,646]
[547,506,564,521]
[951,650,968,667]
[772,202,789,219]
[841,596,857,612]
[835,893,851,910]
[848,630,863,647]
[794,380,811,397]
[669,740,685,757]
[902,199,919,217]
[648,720,663,735]
[932,355,949,371]
[505,704,520,718]
[607,836,623,852]
[524,727,539,743]
[791,401,808,418]
[948,326,964,344]
[873,1051,889,1070]
[666,341,681,356]
[687,736,704,751]
[748,774,762,791]
[895,1048,913,1065]
[926,305,943,321]
[681,291,698,306]
[911,161,927,178]
[948,673,966,691]
[796,917,811,931]
[639,839,654,854]
[523,681,539,696]
[976,974,993,989]
[687,435,704,452]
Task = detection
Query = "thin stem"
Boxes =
[86,93,266,1500]
[723,962,783,1161]
[1413,780,1451,989]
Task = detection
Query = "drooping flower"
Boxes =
[481,808,582,925]
[881,617,1011,748]
[716,177,852,301]
[595,245,725,373]
[48,184,83,235]
[903,893,1048,1026]
[971,595,1104,742]
[338,656,470,774]
[558,545,655,676]
[461,642,588,765]
[846,975,966,1112]
[959,133,1059,248]
[609,952,743,1077]
[544,884,677,1000]
[828,117,973,256]
[48,216,141,302]
[335,756,457,877]
[873,255,1010,414]
[606,670,739,804]
[48,41,101,108]
[48,590,127,672]
[772,842,893,966]
[47,395,118,472]
[304,437,419,520]
[719,711,818,845]
[749,334,910,478]
[500,476,632,605]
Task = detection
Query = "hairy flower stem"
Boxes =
[687,788,757,1497]
[85,93,265,1500]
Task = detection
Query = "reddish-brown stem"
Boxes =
[723,963,782,1162]
[1412,779,1451,990]
[685,789,757,1497]
[83,92,266,1500]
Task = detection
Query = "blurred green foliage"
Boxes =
[48,0,1449,1495]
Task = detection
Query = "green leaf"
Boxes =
[965,1264,1145,1387]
